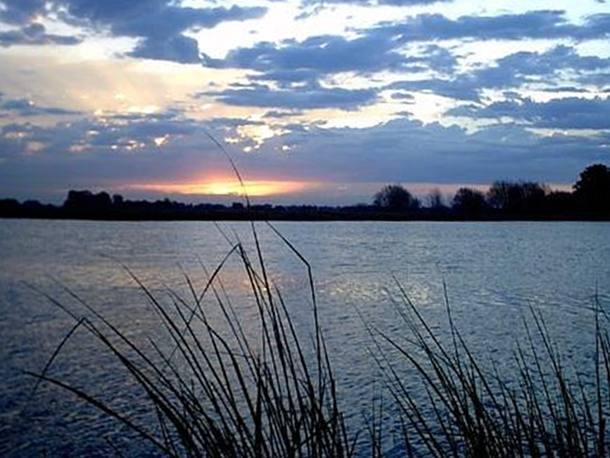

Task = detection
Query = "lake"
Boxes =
[1,219,609,457]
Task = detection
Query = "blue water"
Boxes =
[1,219,609,457]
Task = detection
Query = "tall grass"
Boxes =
[29,224,610,458]
[30,223,354,457]
[372,282,610,457]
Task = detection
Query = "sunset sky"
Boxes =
[0,0,609,204]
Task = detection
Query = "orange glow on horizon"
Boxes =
[133,179,310,198]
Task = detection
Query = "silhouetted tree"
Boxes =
[64,190,112,213]
[0,198,20,215]
[487,181,547,214]
[112,194,124,207]
[452,187,488,215]
[426,188,445,210]
[573,164,610,215]
[374,184,420,211]
[545,191,576,216]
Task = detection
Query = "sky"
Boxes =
[0,0,609,205]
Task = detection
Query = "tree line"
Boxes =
[373,163,610,218]
[1,164,609,221]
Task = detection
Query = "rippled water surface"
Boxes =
[1,219,609,456]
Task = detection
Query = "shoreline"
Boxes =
[2,213,609,222]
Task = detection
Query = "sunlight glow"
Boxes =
[236,124,287,150]
[153,135,170,147]
[135,180,310,197]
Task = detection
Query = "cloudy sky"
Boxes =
[0,0,608,204]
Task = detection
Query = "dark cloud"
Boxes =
[390,92,415,102]
[0,23,81,47]
[389,78,481,101]
[263,110,305,119]
[302,0,453,6]
[0,0,47,25]
[204,33,409,80]
[207,117,266,128]
[111,5,267,63]
[253,118,609,186]
[2,109,609,201]
[0,96,82,117]
[200,11,608,101]
[203,35,458,91]
[496,45,610,76]
[129,35,202,64]
[200,82,379,110]
[0,111,249,199]
[365,10,610,42]
[449,96,610,130]
[84,112,200,148]
[0,110,207,188]
[0,0,265,62]
[585,13,610,37]
[389,46,610,101]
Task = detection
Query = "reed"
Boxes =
[29,222,354,457]
[372,281,610,457]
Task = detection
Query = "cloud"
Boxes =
[202,34,458,94]
[364,10,610,42]
[302,0,453,6]
[113,5,267,63]
[0,23,81,47]
[389,45,610,101]
[0,0,47,25]
[449,96,610,130]
[204,33,410,80]
[129,35,202,64]
[0,109,196,158]
[263,110,305,119]
[0,96,82,117]
[495,45,610,77]
[1,106,609,202]
[200,82,379,110]
[252,118,610,186]
[199,11,608,105]
[0,1,266,62]
[0,111,249,199]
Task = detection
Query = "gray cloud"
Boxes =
[2,109,609,203]
[0,23,81,47]
[112,5,267,63]
[0,109,195,158]
[0,96,82,116]
[204,33,412,82]
[301,0,453,7]
[200,82,379,110]
[251,118,610,186]
[365,10,610,42]
[449,96,610,130]
[263,110,305,119]
[0,0,266,62]
[0,0,47,25]
[199,11,609,106]
[129,35,202,64]
[0,111,250,199]
[389,45,610,101]
[202,35,458,96]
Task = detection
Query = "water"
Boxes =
[1,219,609,456]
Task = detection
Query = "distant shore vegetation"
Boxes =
[1,163,609,221]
